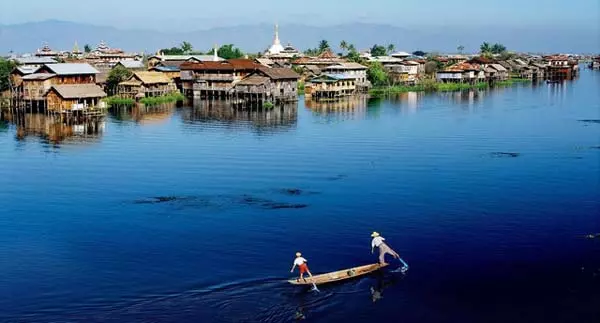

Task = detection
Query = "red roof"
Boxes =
[468,56,495,64]
[318,50,338,59]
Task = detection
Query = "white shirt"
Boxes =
[372,237,385,248]
[294,257,307,266]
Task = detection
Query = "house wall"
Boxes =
[23,79,54,100]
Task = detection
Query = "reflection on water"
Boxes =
[305,96,369,121]
[109,104,176,126]
[180,100,298,133]
[1,111,104,146]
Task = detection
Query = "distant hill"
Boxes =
[1,20,598,55]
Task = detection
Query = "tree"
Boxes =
[0,58,17,92]
[412,50,427,57]
[106,65,133,96]
[318,40,330,53]
[217,44,244,59]
[340,40,348,54]
[457,45,465,54]
[347,44,356,53]
[367,62,389,86]
[160,47,185,55]
[370,44,387,57]
[387,44,396,55]
[181,41,193,54]
[84,44,92,53]
[480,42,492,54]
[424,61,439,75]
[491,43,506,54]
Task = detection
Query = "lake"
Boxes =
[1,70,599,323]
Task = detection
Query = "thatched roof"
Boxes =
[237,75,270,86]
[131,72,171,84]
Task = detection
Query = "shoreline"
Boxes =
[369,78,532,97]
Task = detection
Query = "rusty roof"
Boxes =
[468,56,495,64]
[443,62,481,72]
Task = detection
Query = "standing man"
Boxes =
[290,252,313,282]
[371,232,400,265]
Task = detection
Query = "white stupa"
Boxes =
[267,24,285,55]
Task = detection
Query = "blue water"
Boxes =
[1,70,599,323]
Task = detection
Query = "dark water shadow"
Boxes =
[487,152,521,158]
[578,119,600,124]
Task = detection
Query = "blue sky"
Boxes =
[2,0,598,30]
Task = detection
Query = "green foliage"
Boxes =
[161,47,185,55]
[106,66,133,96]
[297,81,305,95]
[369,82,490,96]
[412,50,427,57]
[457,45,465,53]
[0,58,17,92]
[140,92,185,105]
[181,41,193,54]
[387,44,396,55]
[480,42,507,55]
[318,40,330,52]
[370,44,387,57]
[217,44,244,59]
[104,96,135,106]
[263,101,274,109]
[340,40,348,53]
[84,44,92,53]
[292,65,304,74]
[367,62,389,86]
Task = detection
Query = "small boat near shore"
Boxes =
[288,263,388,286]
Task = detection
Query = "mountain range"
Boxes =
[1,20,598,55]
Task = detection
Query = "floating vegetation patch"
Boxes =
[326,174,348,181]
[489,152,521,158]
[134,196,192,204]
[240,195,308,210]
[133,193,309,210]
[578,119,600,124]
[277,188,319,196]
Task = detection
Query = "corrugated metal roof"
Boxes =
[489,64,507,72]
[322,62,367,70]
[116,60,145,69]
[14,56,57,65]
[150,66,180,72]
[22,73,56,80]
[15,66,40,75]
[44,63,99,75]
[50,84,107,99]
[152,55,225,62]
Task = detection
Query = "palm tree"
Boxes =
[457,45,465,54]
[480,42,492,54]
[340,40,348,54]
[491,43,506,54]
[318,40,330,54]
[348,44,356,53]
[387,44,396,55]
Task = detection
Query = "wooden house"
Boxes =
[180,59,263,98]
[305,74,357,99]
[320,62,370,91]
[36,63,99,84]
[436,62,484,84]
[117,72,177,99]
[291,50,345,70]
[21,73,56,101]
[46,84,107,112]
[233,68,299,103]
[485,64,509,81]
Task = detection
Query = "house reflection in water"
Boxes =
[3,111,104,145]
[438,89,486,111]
[181,100,297,134]
[387,91,421,113]
[109,104,175,126]
[305,95,368,121]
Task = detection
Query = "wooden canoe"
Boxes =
[288,263,388,286]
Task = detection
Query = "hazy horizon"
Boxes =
[1,0,598,32]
